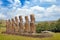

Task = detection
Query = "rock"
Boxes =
[41,31,53,37]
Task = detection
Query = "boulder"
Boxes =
[41,31,53,37]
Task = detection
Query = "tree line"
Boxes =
[36,19,60,33]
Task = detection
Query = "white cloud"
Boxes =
[4,5,60,21]
[7,0,13,3]
[13,0,21,7]
[22,1,30,8]
[9,0,21,9]
[30,6,45,12]
[29,6,45,21]
[15,8,32,16]
[0,0,60,21]
[44,5,60,18]
[14,0,20,3]
[14,6,45,21]
[40,0,56,3]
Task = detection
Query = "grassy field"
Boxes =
[0,27,60,40]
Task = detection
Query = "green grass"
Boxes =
[0,27,60,40]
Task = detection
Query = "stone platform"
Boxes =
[2,32,53,38]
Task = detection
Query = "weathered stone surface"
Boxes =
[30,22,36,33]
[30,14,35,22]
[30,14,36,33]
[25,16,29,22]
[19,16,23,22]
[19,23,24,34]
[15,17,18,23]
[6,19,13,33]
[19,16,24,34]
[24,16,30,33]
[41,31,53,37]
[15,17,19,33]
[6,20,10,33]
[11,19,15,33]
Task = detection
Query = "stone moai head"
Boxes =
[25,16,29,22]
[8,19,10,22]
[19,16,23,22]
[15,16,18,22]
[12,18,15,23]
[30,14,35,22]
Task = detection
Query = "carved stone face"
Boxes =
[19,16,23,22]
[12,18,15,23]
[30,14,35,22]
[25,16,29,22]
[8,19,10,22]
[15,17,18,22]
[8,19,11,24]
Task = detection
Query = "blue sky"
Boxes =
[0,0,60,21]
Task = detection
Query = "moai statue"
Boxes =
[6,20,10,33]
[15,17,19,33]
[8,20,12,33]
[19,16,24,34]
[30,14,36,34]
[24,16,30,33]
[11,18,15,33]
[6,19,12,33]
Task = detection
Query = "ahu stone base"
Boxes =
[2,32,53,38]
